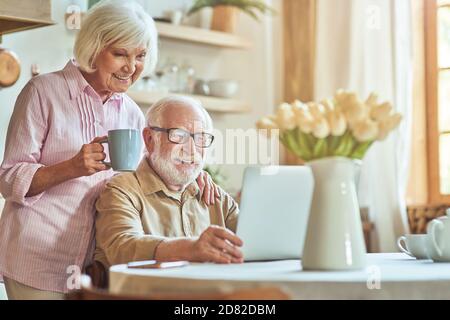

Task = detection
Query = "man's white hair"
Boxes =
[74,0,158,74]
[145,96,213,131]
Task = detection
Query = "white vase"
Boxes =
[302,156,367,270]
[181,8,212,29]
[199,7,213,29]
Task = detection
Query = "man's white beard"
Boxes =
[149,149,204,188]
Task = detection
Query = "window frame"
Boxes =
[425,0,450,204]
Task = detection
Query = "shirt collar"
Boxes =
[62,59,123,103]
[135,158,200,200]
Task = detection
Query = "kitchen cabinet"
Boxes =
[0,0,54,37]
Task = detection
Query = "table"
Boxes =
[0,282,6,300]
[109,253,450,299]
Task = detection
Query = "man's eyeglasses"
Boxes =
[149,126,214,148]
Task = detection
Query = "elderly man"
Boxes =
[95,96,243,268]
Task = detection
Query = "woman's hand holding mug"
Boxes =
[26,136,109,197]
[70,136,110,177]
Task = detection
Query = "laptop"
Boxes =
[235,166,314,261]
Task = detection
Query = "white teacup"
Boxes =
[397,234,430,259]
[208,80,239,98]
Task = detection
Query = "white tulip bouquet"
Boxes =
[256,90,402,161]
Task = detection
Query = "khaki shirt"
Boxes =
[95,158,239,268]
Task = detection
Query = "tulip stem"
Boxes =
[350,140,374,159]
[279,128,375,162]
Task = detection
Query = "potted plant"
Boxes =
[256,90,402,271]
[204,165,227,188]
[187,0,275,33]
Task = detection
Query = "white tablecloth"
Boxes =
[109,253,450,299]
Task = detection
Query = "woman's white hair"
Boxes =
[146,96,213,131]
[74,0,158,74]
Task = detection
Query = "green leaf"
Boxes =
[284,130,304,159]
[296,129,312,161]
[343,136,356,157]
[187,0,276,20]
[88,0,102,9]
[187,0,215,15]
[350,141,373,159]
[204,165,228,187]
[327,135,341,156]
[312,138,328,159]
[279,133,288,148]
[334,130,355,157]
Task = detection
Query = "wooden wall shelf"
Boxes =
[127,90,251,114]
[155,22,252,49]
[0,0,54,36]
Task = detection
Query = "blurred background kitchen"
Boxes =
[0,0,284,197]
[0,0,449,260]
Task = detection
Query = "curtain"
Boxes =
[314,0,413,251]
[407,0,428,205]
[283,0,317,165]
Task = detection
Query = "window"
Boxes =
[426,0,450,203]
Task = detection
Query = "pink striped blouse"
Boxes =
[0,60,145,293]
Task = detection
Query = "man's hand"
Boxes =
[191,225,244,264]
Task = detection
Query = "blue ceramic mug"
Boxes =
[100,129,142,172]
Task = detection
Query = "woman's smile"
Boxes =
[112,73,133,84]
[112,73,132,81]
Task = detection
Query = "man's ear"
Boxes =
[143,127,153,153]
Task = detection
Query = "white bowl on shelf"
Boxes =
[208,80,239,98]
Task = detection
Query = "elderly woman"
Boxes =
[0,0,218,300]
